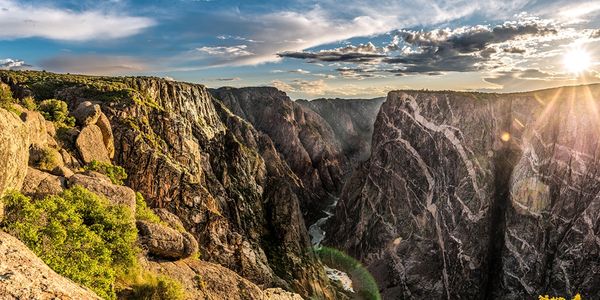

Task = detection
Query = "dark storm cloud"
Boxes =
[383,20,557,74]
[279,19,558,75]
[278,42,385,63]
[503,47,526,53]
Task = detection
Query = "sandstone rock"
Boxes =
[76,125,110,164]
[96,112,115,159]
[153,208,186,231]
[45,120,56,137]
[0,108,29,196]
[51,166,75,178]
[0,231,101,299]
[72,101,101,126]
[21,167,65,198]
[137,220,198,259]
[60,148,81,169]
[69,173,136,212]
[20,110,47,147]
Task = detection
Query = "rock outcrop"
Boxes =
[211,87,349,223]
[297,97,385,164]
[21,167,66,198]
[328,86,600,299]
[137,220,199,259]
[0,108,29,196]
[76,124,111,163]
[0,231,101,299]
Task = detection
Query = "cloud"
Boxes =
[503,47,527,54]
[39,55,147,75]
[0,0,154,41]
[215,77,241,81]
[384,18,561,74]
[196,45,254,57]
[0,58,31,70]
[178,0,534,67]
[278,42,385,63]
[271,78,391,97]
[277,17,562,75]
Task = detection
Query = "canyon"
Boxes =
[0,70,598,299]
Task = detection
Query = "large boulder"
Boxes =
[21,167,66,198]
[96,112,115,159]
[68,173,136,212]
[75,125,110,164]
[136,220,198,260]
[0,108,29,196]
[0,231,101,299]
[19,110,47,147]
[72,101,101,126]
[152,208,186,232]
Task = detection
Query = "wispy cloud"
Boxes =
[0,0,154,41]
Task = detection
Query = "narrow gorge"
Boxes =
[0,70,598,299]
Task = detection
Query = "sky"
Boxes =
[1,0,599,99]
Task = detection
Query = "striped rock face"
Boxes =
[328,85,600,299]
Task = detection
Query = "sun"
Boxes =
[563,47,591,75]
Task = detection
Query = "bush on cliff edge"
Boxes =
[1,186,138,299]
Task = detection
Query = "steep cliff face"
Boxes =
[328,86,600,299]
[51,78,330,298]
[0,71,336,299]
[211,87,349,223]
[297,97,385,164]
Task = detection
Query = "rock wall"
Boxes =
[328,85,600,299]
[211,87,349,223]
[53,77,334,298]
[297,97,385,164]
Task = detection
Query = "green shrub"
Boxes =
[128,272,185,300]
[21,96,37,111]
[85,160,128,185]
[38,99,75,127]
[32,146,61,171]
[1,187,138,299]
[135,192,162,224]
[0,83,14,110]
